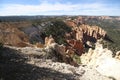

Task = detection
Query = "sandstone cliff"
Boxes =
[65,20,110,56]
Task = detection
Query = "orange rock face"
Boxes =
[78,24,107,43]
[66,20,107,43]
[64,19,109,56]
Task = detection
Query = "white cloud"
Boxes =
[0,2,120,16]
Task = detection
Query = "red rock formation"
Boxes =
[65,20,107,43]
[66,39,84,56]
[78,24,107,43]
[64,19,110,56]
[48,43,79,67]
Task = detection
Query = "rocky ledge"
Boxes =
[0,44,113,80]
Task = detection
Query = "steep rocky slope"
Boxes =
[0,44,112,80]
[81,40,120,80]
[0,17,115,61]
[65,20,113,43]
[64,20,113,56]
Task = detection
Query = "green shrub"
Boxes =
[44,20,72,45]
[71,54,81,64]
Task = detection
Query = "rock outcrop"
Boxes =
[66,39,84,55]
[81,40,120,80]
[115,51,120,60]
[65,21,110,56]
[45,43,79,67]
[66,23,107,43]
[45,35,55,47]
[0,45,112,80]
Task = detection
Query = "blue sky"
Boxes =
[0,0,120,16]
